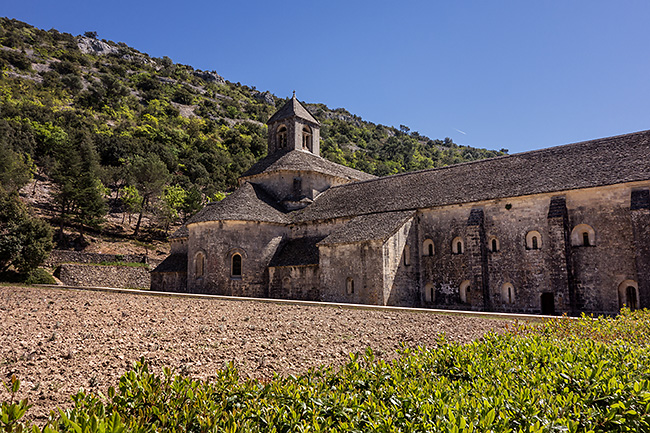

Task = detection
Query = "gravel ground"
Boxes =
[0,286,511,421]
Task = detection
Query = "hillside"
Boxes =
[0,18,506,246]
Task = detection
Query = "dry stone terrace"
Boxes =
[0,285,509,421]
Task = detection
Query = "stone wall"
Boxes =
[268,265,320,301]
[415,181,650,315]
[188,220,287,297]
[319,241,385,305]
[382,217,418,307]
[55,264,151,289]
[46,250,162,267]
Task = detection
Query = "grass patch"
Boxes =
[3,310,650,432]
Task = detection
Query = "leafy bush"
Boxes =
[3,311,650,432]
[0,49,31,70]
[24,268,55,284]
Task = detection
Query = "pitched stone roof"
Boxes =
[268,236,324,267]
[267,95,320,125]
[297,130,650,222]
[240,149,376,182]
[187,182,290,225]
[318,210,415,246]
[151,254,187,273]
[169,225,188,239]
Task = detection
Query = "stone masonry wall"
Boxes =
[188,220,287,297]
[416,181,650,315]
[46,250,162,267]
[56,264,151,289]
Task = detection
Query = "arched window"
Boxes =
[293,177,302,197]
[618,280,639,310]
[424,283,435,303]
[231,253,242,277]
[423,239,435,256]
[526,231,542,250]
[459,280,471,303]
[302,125,312,151]
[277,125,288,148]
[570,224,596,247]
[194,252,205,278]
[501,283,515,304]
[346,277,354,294]
[282,277,292,291]
[404,244,411,266]
[489,237,499,253]
[452,237,464,255]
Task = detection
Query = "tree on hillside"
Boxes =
[0,141,33,193]
[128,154,170,238]
[0,130,52,275]
[50,132,107,240]
[0,190,53,275]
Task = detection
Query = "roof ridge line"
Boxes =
[323,129,650,192]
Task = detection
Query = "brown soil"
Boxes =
[0,286,511,422]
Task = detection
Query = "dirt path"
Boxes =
[0,286,511,421]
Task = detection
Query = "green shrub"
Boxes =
[4,311,650,432]
[0,49,31,70]
[24,268,55,284]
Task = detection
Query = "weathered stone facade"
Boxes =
[152,95,650,315]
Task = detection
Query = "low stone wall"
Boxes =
[55,264,151,289]
[46,250,162,268]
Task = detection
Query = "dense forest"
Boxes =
[0,17,506,275]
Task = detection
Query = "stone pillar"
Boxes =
[466,208,490,310]
[545,196,575,315]
[631,189,650,308]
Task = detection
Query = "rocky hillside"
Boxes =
[0,17,506,244]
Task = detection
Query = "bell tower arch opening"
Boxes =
[266,92,321,156]
[302,125,312,151]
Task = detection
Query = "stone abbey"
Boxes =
[152,95,650,315]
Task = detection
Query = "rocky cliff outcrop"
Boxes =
[76,36,120,56]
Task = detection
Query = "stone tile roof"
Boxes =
[186,182,290,225]
[318,210,415,246]
[297,130,650,222]
[169,225,188,239]
[151,254,187,273]
[267,95,320,125]
[268,236,324,267]
[240,149,376,182]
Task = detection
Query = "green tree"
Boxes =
[50,132,107,239]
[128,154,170,238]
[119,185,142,224]
[0,142,33,192]
[159,184,187,232]
[0,190,53,274]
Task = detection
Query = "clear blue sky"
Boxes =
[5,1,650,153]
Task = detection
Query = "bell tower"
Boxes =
[267,92,321,156]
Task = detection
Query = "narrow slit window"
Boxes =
[346,277,354,294]
[232,254,242,277]
[195,252,205,278]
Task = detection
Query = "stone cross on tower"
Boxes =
[266,93,321,156]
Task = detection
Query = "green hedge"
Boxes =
[3,310,650,432]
